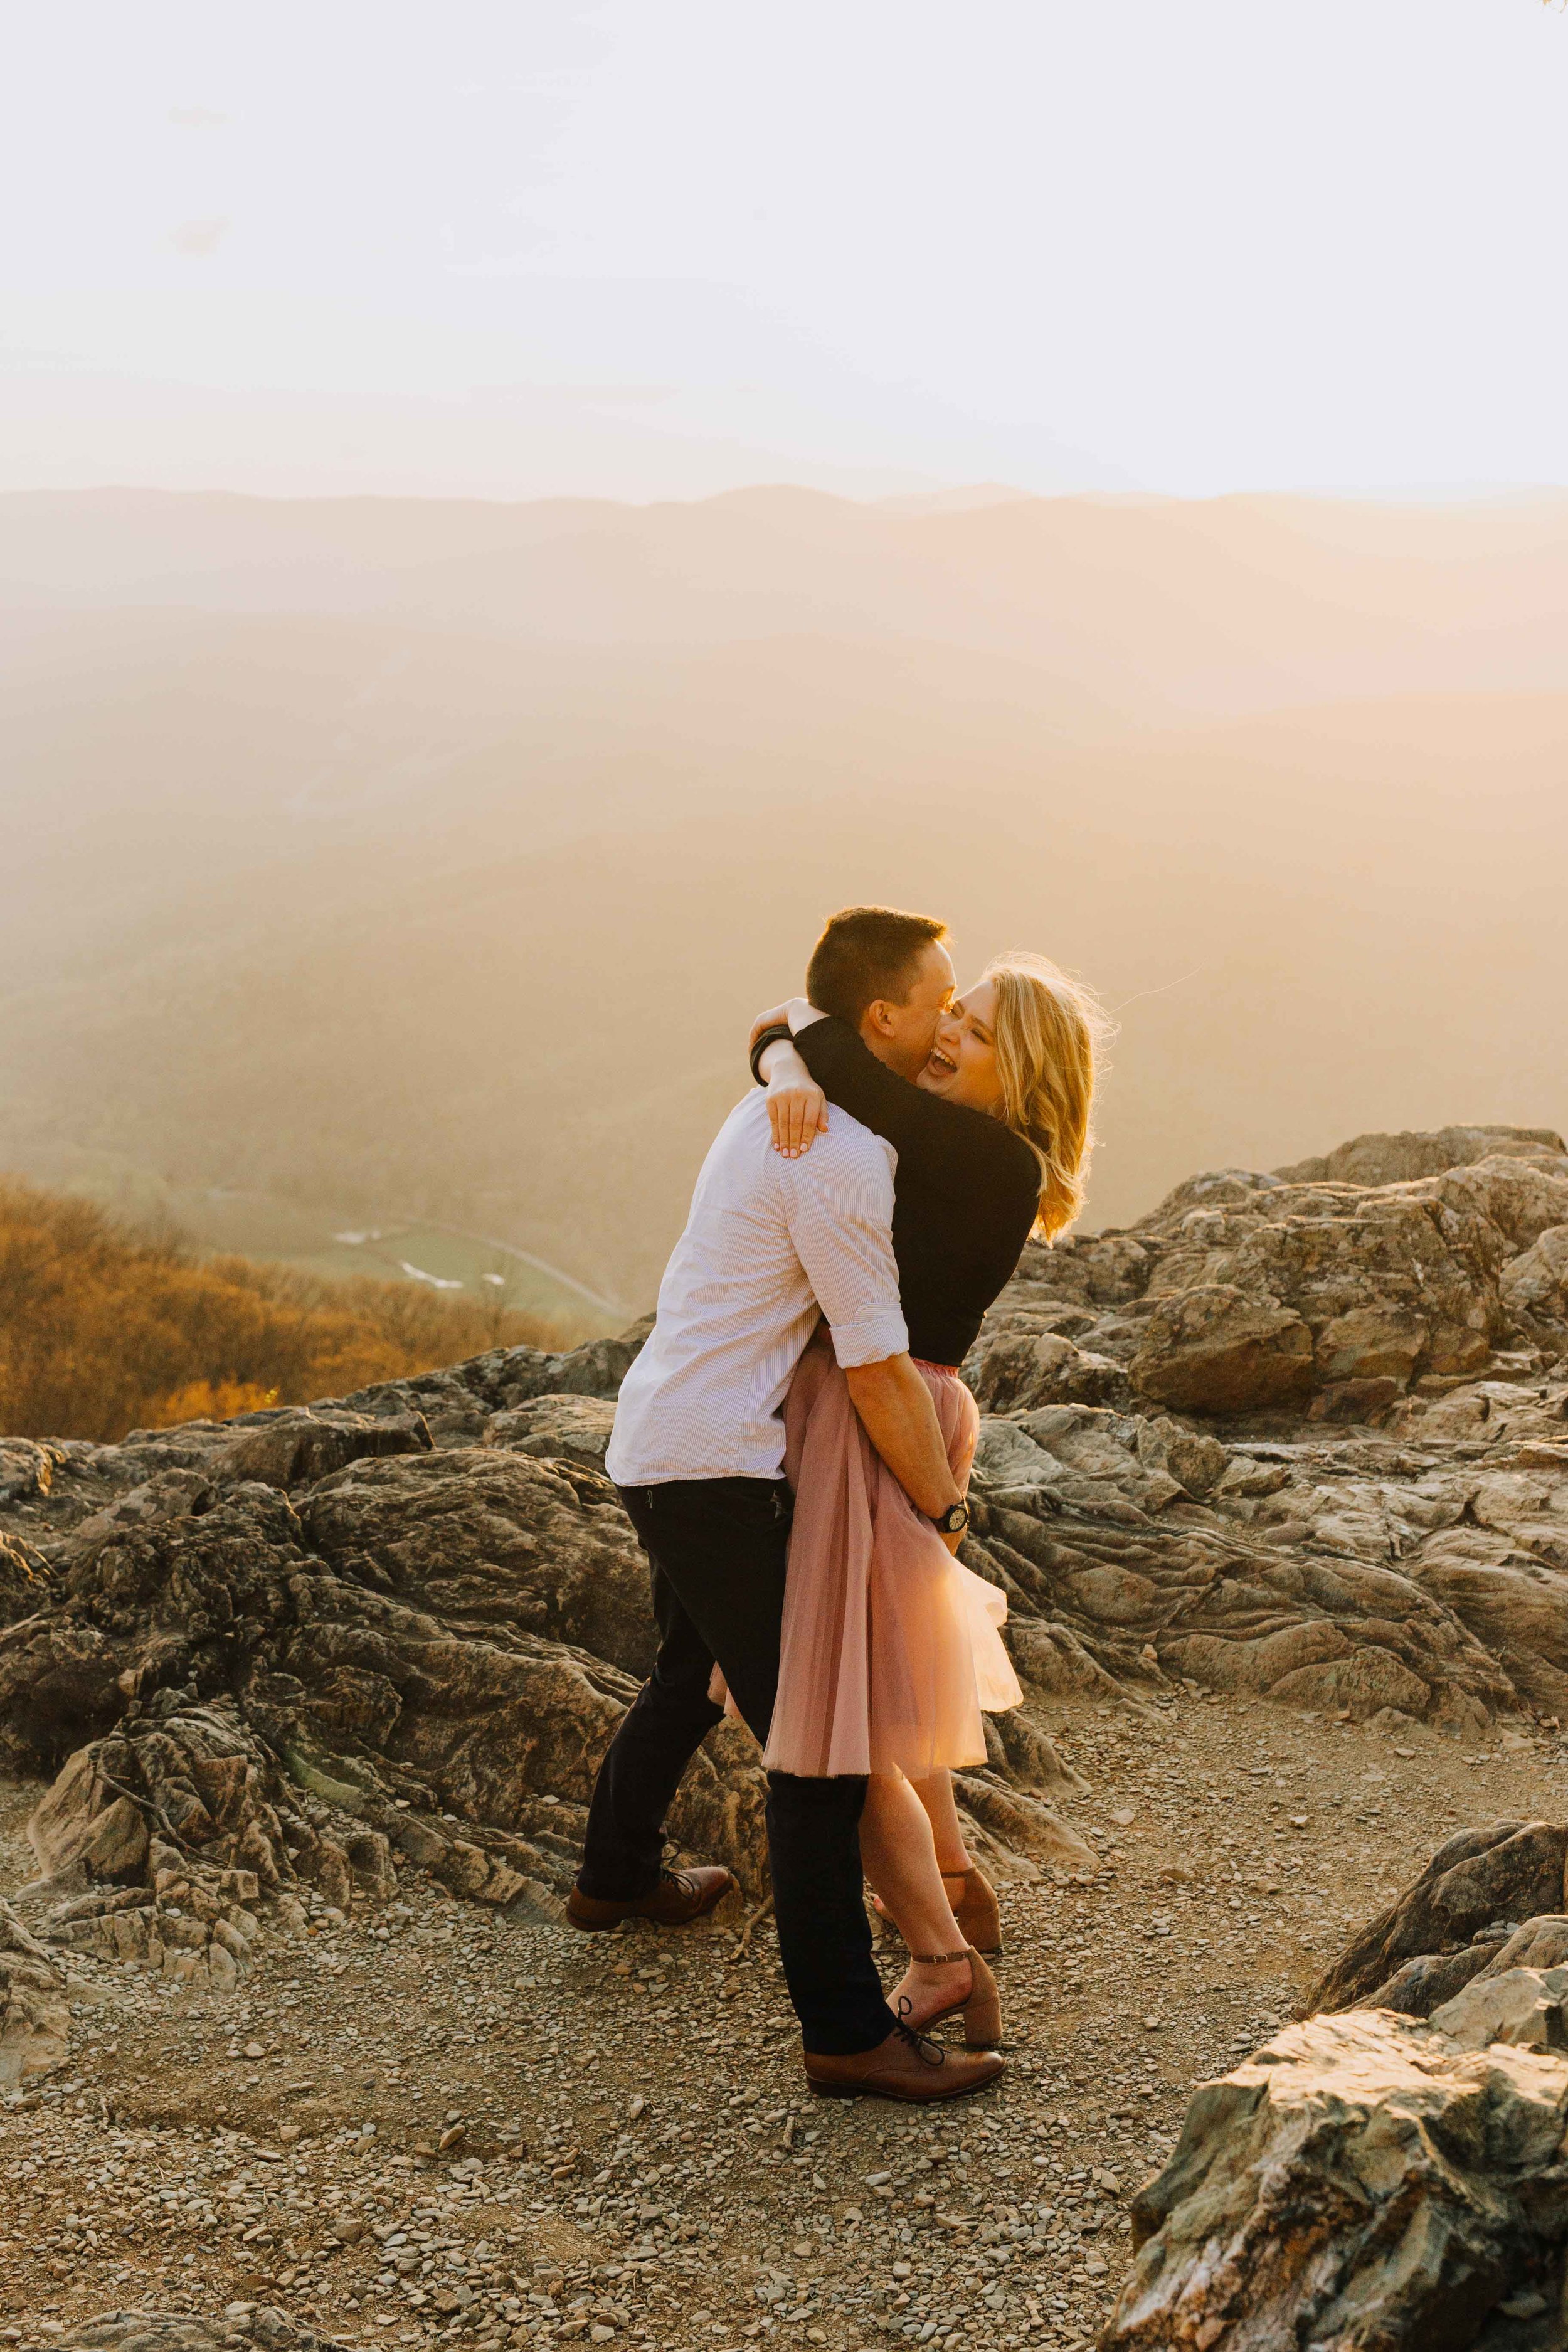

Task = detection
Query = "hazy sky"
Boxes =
[5,2,1567,501]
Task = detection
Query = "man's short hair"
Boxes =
[805,906,950,1027]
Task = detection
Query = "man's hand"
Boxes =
[764,1045,829,1157]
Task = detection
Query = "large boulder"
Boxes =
[482,1392,617,1471]
[1128,1285,1314,1414]
[1502,1226,1568,1347]
[1133,1177,1508,1409]
[1103,2006,1568,2349]
[1407,1553,1568,1715]
[212,1408,432,1490]
[1431,1961,1568,2053]
[299,1446,654,1676]
[0,1895,70,2087]
[1308,1819,1568,2015]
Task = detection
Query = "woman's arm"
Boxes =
[792,1013,1013,1184]
[760,1039,829,1158]
[750,997,824,1054]
[753,999,830,1157]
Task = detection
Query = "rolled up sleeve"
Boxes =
[779,1135,909,1369]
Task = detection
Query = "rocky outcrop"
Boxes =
[1103,2005,1568,2349]
[1308,1818,1568,2021]
[0,1306,1104,1976]
[1431,1959,1568,2053]
[0,1363,1094,1989]
[300,1445,657,1675]
[8,1123,1568,2012]
[1275,1123,1568,1189]
[482,1391,617,1468]
[0,1449,765,1941]
[963,1406,1516,1731]
[0,1893,70,2087]
[956,1126,1568,1729]
[211,1407,432,1490]
[967,1124,1568,1424]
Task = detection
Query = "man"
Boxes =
[571,908,1004,2101]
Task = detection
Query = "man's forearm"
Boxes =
[843,1355,963,1522]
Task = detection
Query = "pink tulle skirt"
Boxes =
[758,1329,1022,1779]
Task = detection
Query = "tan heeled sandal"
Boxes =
[945,1866,1002,1956]
[874,1865,1002,1957]
[899,1945,1003,2051]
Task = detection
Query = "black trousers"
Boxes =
[578,1476,895,2057]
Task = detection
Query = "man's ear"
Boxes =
[862,998,897,1039]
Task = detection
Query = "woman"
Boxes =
[751,954,1106,2049]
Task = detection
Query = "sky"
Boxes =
[4,1,1567,502]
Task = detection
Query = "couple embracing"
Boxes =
[569,906,1104,2104]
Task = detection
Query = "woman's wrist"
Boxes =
[759,1037,808,1085]
[786,997,827,1036]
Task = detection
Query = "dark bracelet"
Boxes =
[750,1024,795,1087]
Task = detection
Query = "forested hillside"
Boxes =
[0,1179,571,1441]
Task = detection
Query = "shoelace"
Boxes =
[891,2016,946,2068]
[661,1867,699,1899]
[893,1964,972,2038]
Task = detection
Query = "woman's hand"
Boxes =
[765,1046,829,1157]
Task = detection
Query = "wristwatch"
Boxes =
[931,1499,970,1537]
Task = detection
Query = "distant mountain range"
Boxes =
[3,485,1565,1307]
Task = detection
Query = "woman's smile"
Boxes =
[915,980,1005,1113]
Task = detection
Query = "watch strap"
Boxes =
[750,1024,795,1087]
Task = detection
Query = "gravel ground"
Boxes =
[6,1688,1566,2351]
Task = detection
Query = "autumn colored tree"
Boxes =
[0,1180,573,1441]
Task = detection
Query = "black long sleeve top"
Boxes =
[790,1015,1041,1367]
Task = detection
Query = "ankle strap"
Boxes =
[909,1947,972,1965]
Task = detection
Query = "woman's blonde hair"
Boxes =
[983,953,1114,1241]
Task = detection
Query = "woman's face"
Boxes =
[917,978,1005,1115]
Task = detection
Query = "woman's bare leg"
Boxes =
[860,1771,972,2028]
[871,1770,972,1910]
[911,1771,973,1876]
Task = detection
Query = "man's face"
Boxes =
[859,940,956,1079]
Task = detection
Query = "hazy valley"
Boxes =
[4,486,1567,1311]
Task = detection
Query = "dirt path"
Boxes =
[5,1690,1564,2352]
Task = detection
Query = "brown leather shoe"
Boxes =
[805,2020,1005,2102]
[566,1865,735,1932]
